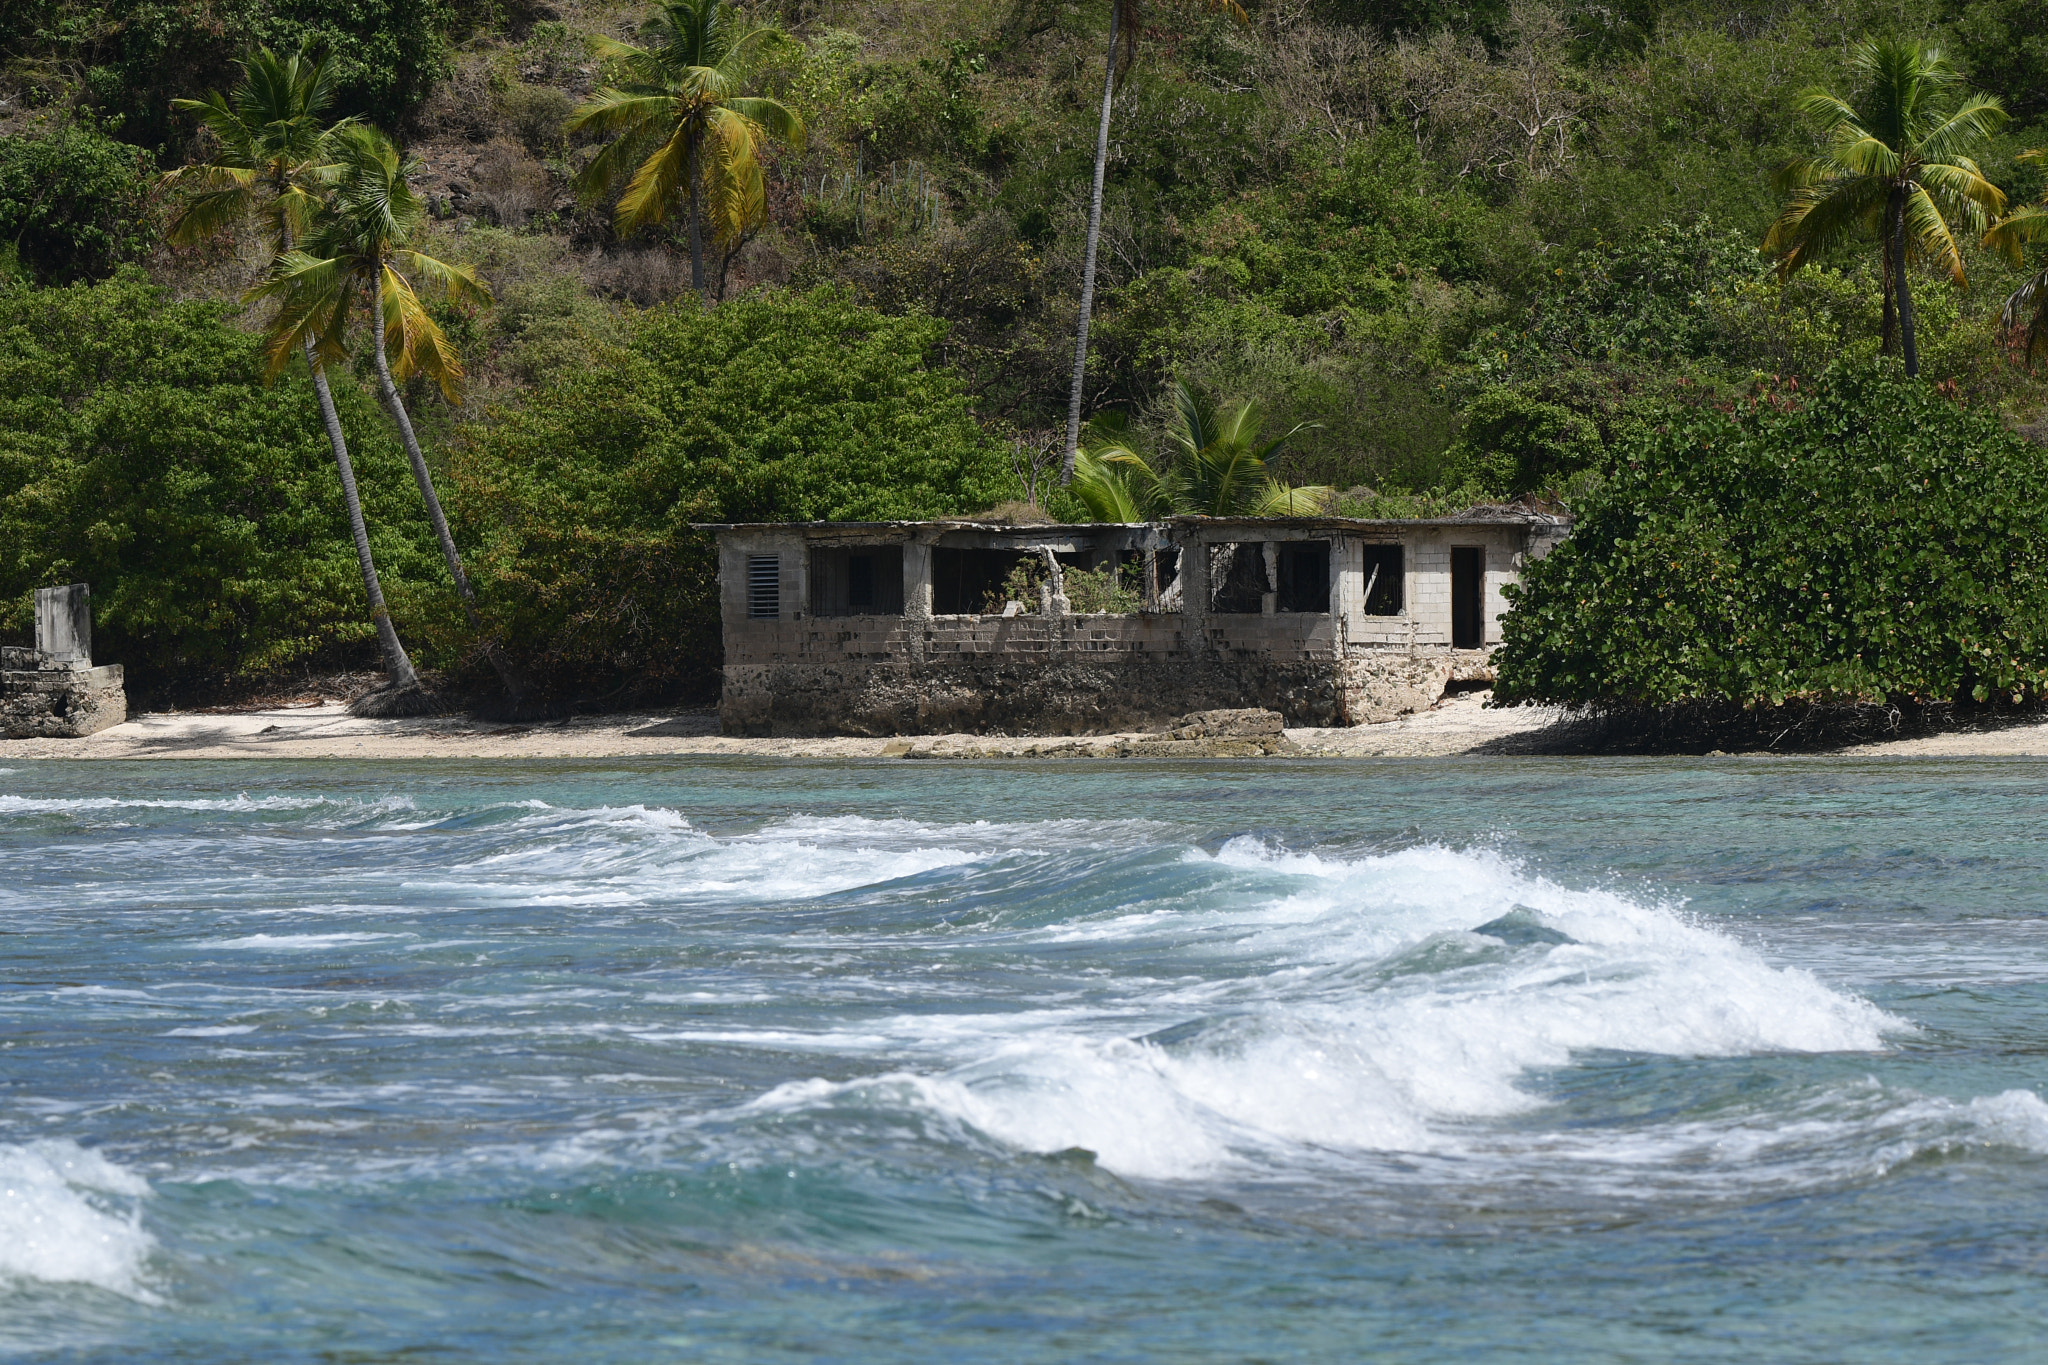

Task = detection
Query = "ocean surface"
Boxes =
[2,756,2046,1362]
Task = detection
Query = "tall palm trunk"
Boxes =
[281,218,420,693]
[686,131,706,297]
[1062,17,1121,484]
[1880,253,1897,355]
[1890,189,1919,377]
[306,337,421,691]
[366,265,524,703]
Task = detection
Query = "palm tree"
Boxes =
[249,124,522,703]
[1986,149,2048,369]
[1763,37,2007,378]
[1070,415,1174,522]
[163,45,423,696]
[1062,0,1246,482]
[566,0,803,298]
[1074,381,1331,518]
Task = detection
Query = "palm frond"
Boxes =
[615,126,693,234]
[1997,269,2048,369]
[1764,174,1885,275]
[164,184,256,245]
[245,249,352,379]
[390,249,495,309]
[1903,184,1967,283]
[381,264,466,402]
[571,120,671,203]
[1248,483,1337,517]
[1985,203,2048,267]
[565,87,675,138]
[1916,94,2009,166]
[1915,159,2005,235]
[724,94,803,150]
[1793,89,1864,137]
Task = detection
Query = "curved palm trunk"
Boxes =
[1062,16,1122,484]
[367,286,525,704]
[1891,190,1919,378]
[306,336,421,692]
[282,216,420,694]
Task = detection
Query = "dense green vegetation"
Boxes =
[3,0,2046,708]
[0,273,448,688]
[1495,367,2048,710]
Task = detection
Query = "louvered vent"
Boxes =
[746,555,780,619]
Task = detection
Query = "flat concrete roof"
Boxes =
[695,510,1568,533]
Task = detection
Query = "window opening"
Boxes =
[1361,545,1403,616]
[1450,546,1484,648]
[1208,542,1268,614]
[747,554,781,619]
[932,547,1034,615]
[809,546,904,617]
[1276,541,1330,613]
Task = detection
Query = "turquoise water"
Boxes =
[3,757,2047,1362]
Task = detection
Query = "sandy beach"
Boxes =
[7,689,2048,760]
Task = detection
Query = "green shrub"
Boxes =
[984,559,1138,615]
[1438,384,1601,495]
[1494,367,2048,710]
[0,122,155,283]
[450,286,1016,701]
[0,272,446,691]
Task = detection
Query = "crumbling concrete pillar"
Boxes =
[35,583,91,670]
[3,583,126,738]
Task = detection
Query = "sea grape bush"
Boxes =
[1494,368,2048,709]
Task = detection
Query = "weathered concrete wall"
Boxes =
[1,665,126,738]
[709,513,1562,737]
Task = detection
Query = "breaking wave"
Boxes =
[742,839,1906,1180]
[0,1141,156,1301]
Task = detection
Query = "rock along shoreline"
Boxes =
[6,690,2048,761]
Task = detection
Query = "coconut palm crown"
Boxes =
[162,42,346,250]
[1986,149,2048,369]
[1075,382,1332,519]
[1763,37,2007,377]
[566,0,803,295]
[249,124,491,401]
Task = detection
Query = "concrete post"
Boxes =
[35,584,91,670]
[903,539,933,621]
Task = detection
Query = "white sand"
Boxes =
[5,690,2047,761]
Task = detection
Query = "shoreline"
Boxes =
[7,691,2048,761]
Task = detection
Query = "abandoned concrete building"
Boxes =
[707,512,1569,736]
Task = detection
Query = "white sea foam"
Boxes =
[0,792,421,825]
[201,932,411,951]
[0,1141,156,1300]
[745,841,1904,1180]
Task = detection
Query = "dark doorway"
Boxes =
[1450,547,1484,649]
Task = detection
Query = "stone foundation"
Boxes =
[1,665,127,738]
[720,645,1490,737]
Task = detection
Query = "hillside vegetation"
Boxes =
[3,0,2046,706]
